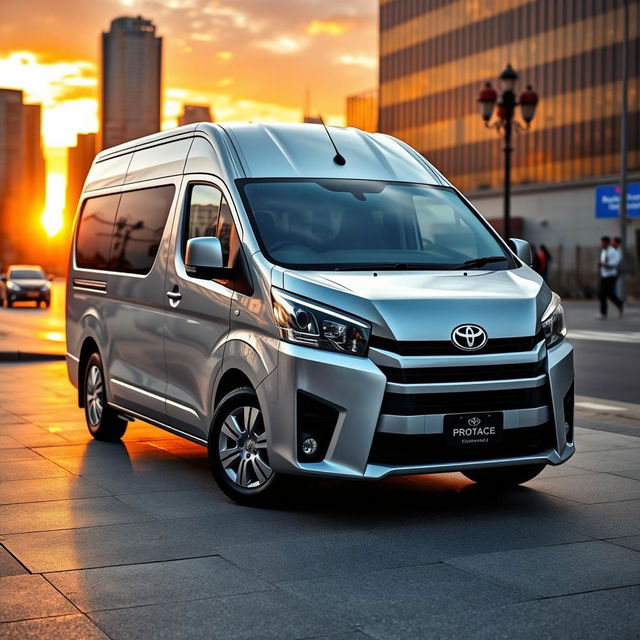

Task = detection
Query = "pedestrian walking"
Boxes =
[597,235,623,319]
[611,236,624,301]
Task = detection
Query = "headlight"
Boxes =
[272,288,371,356]
[7,281,20,291]
[541,292,567,348]
[40,284,50,291]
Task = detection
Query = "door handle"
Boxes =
[166,287,182,307]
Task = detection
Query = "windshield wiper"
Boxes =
[331,263,452,271]
[455,256,508,269]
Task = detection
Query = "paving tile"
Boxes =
[5,431,69,447]
[572,430,640,452]
[567,499,640,538]
[0,476,110,505]
[0,458,70,482]
[0,448,42,462]
[447,540,640,597]
[365,585,640,640]
[606,535,640,552]
[0,496,151,535]
[0,546,26,576]
[528,472,640,503]
[118,487,235,519]
[1,509,359,573]
[47,556,273,612]
[0,574,76,622]
[0,614,110,640]
[89,589,349,640]
[0,435,21,449]
[569,449,640,473]
[279,563,529,625]
[81,466,215,494]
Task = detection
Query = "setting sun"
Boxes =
[41,172,65,237]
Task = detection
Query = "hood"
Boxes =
[9,278,48,287]
[280,268,544,341]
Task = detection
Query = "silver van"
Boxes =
[66,123,574,504]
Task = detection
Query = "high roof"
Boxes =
[212,122,444,183]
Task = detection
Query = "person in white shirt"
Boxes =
[598,235,623,318]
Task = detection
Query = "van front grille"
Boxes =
[368,423,555,466]
[370,332,543,356]
[380,385,550,416]
[380,360,546,384]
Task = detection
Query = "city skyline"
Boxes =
[0,0,376,243]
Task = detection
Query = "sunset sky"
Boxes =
[0,0,377,231]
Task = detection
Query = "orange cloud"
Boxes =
[307,20,349,36]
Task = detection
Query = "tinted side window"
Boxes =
[76,194,120,270]
[184,184,238,268]
[110,185,175,274]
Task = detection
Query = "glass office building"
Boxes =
[378,0,639,194]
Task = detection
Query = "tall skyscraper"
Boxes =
[178,104,213,126]
[101,16,162,150]
[23,104,46,257]
[0,89,45,263]
[346,88,378,133]
[66,133,97,222]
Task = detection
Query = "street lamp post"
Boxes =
[478,64,539,240]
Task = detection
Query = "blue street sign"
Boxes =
[595,182,640,218]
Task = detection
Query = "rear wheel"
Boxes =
[462,463,545,487]
[209,387,288,506]
[83,352,128,441]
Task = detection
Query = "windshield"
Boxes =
[9,269,45,280]
[238,179,512,270]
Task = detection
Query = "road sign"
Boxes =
[594,182,640,218]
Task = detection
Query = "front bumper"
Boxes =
[7,290,49,303]
[259,337,574,480]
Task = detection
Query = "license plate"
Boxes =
[444,412,503,447]
[26,291,39,298]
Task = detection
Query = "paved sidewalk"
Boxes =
[0,361,639,639]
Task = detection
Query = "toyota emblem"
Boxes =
[468,417,482,427]
[451,324,488,351]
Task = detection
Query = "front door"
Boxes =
[162,177,239,440]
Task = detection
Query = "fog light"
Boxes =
[301,437,318,456]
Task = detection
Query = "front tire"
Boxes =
[83,352,128,441]
[462,463,545,487]
[209,387,287,506]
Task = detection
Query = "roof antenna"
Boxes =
[318,115,346,166]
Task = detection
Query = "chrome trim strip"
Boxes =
[108,401,207,445]
[369,340,546,368]
[110,378,200,419]
[66,352,80,363]
[385,374,547,394]
[377,406,550,435]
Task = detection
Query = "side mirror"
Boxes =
[508,238,533,267]
[0,275,6,282]
[48,274,54,282]
[185,236,228,279]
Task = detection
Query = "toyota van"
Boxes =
[66,123,574,504]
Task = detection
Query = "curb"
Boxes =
[0,352,66,362]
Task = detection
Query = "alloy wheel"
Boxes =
[86,364,104,427]
[218,406,273,488]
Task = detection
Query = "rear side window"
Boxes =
[76,194,121,270]
[75,186,175,274]
[110,185,175,274]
